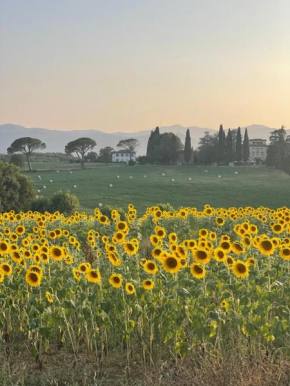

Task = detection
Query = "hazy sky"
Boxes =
[0,0,289,132]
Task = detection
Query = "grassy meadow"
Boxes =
[25,163,290,213]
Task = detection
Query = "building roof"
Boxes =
[249,139,267,142]
[249,144,268,147]
[112,150,136,154]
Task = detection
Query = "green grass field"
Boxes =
[24,163,290,213]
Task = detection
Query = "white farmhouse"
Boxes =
[112,150,136,163]
[249,139,268,163]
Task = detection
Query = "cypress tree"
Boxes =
[184,128,192,164]
[236,127,242,162]
[146,131,154,159]
[218,124,226,164]
[151,126,161,163]
[243,128,250,163]
[226,129,234,164]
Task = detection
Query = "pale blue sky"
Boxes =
[1,0,289,131]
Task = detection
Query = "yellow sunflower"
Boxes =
[219,240,232,252]
[46,291,53,303]
[50,246,64,261]
[213,248,226,262]
[72,268,81,282]
[125,282,135,295]
[231,242,245,255]
[155,226,166,239]
[116,221,128,233]
[28,264,43,278]
[193,248,211,265]
[25,271,41,287]
[16,225,25,235]
[232,260,249,278]
[216,217,225,226]
[168,232,178,244]
[190,263,205,279]
[106,252,121,266]
[113,232,125,244]
[0,262,12,276]
[162,255,181,274]
[123,242,138,255]
[86,269,101,283]
[151,247,163,260]
[0,241,9,255]
[109,273,123,288]
[150,235,160,246]
[258,239,275,256]
[280,245,290,260]
[143,260,158,274]
[78,262,91,274]
[142,279,155,290]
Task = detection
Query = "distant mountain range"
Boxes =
[0,123,288,156]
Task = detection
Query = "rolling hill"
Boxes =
[0,123,288,156]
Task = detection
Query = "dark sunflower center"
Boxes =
[53,248,62,257]
[30,273,38,282]
[197,251,207,260]
[237,263,246,273]
[167,257,178,268]
[127,244,134,251]
[148,263,155,270]
[113,277,120,283]
[283,249,290,256]
[235,244,243,251]
[194,265,203,274]
[145,281,151,286]
[0,243,8,251]
[91,272,98,278]
[262,241,272,251]
[3,265,10,272]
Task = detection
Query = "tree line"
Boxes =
[6,137,140,170]
[196,125,250,165]
[146,127,193,164]
[6,125,290,172]
[266,126,290,174]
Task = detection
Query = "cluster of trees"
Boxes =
[0,160,35,212]
[6,137,140,170]
[266,126,290,174]
[146,127,183,164]
[146,127,192,164]
[0,159,80,214]
[196,125,250,165]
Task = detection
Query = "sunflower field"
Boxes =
[1,204,290,371]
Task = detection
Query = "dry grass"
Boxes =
[0,349,289,386]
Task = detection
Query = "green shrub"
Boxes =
[128,159,136,166]
[30,197,52,213]
[50,190,79,216]
[0,160,35,212]
[10,154,25,168]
